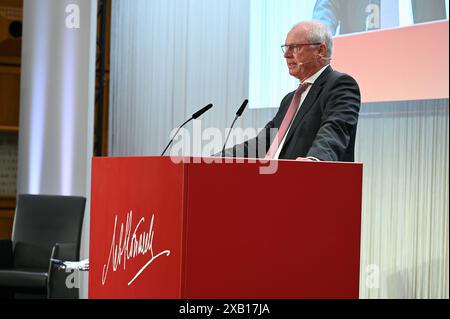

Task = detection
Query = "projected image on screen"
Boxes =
[313,0,448,36]
[249,0,449,108]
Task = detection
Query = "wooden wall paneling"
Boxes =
[0,65,20,127]
[0,194,15,239]
[0,0,23,58]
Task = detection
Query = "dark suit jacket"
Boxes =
[227,66,361,162]
[313,0,447,35]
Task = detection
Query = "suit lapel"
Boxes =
[283,66,333,148]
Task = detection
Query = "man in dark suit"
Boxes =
[226,20,360,162]
[313,0,447,35]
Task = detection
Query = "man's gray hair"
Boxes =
[293,20,333,61]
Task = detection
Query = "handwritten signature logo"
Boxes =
[102,211,171,286]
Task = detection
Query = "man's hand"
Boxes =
[296,157,314,161]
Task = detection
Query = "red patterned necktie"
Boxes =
[265,82,311,159]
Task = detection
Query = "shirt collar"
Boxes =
[302,64,330,85]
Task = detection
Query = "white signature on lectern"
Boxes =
[101,211,171,286]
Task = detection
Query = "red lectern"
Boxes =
[89,157,362,299]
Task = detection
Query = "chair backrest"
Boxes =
[12,194,86,270]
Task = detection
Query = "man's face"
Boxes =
[284,26,323,81]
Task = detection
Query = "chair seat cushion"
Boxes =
[0,268,48,289]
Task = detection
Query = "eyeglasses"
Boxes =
[281,43,322,54]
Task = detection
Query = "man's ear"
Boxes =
[316,43,328,61]
[318,43,327,58]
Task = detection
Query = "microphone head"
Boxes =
[236,99,248,117]
[192,103,213,119]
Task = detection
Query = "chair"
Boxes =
[0,194,86,299]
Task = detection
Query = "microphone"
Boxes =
[221,99,248,156]
[161,103,213,156]
[297,56,332,66]
[192,103,213,119]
